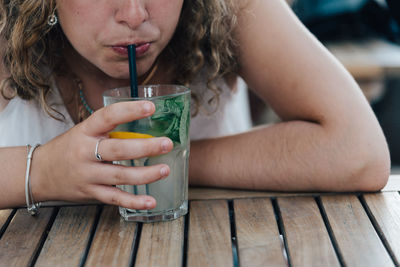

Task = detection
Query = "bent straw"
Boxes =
[128,44,138,97]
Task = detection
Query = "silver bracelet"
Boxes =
[25,144,41,216]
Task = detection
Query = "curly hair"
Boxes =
[167,0,240,115]
[0,0,240,118]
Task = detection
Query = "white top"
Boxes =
[0,74,252,147]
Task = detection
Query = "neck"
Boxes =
[62,48,128,112]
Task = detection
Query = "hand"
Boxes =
[32,101,173,210]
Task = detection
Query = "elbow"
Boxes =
[328,113,391,192]
[347,140,391,192]
[357,156,390,192]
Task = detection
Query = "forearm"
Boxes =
[189,120,390,192]
[0,145,61,209]
[0,146,32,209]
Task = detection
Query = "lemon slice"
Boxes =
[109,131,154,139]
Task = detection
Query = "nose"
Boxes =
[114,0,148,29]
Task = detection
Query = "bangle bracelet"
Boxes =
[25,144,41,216]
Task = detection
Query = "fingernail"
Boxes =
[143,102,153,114]
[145,199,154,209]
[161,139,171,153]
[160,166,169,177]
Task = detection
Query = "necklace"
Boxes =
[78,61,159,116]
[78,82,94,114]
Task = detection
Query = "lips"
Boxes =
[111,43,151,57]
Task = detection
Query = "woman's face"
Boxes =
[56,0,184,79]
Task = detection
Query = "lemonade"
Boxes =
[113,142,188,214]
[103,85,190,222]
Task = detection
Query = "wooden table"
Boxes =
[1,176,400,267]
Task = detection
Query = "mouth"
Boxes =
[111,42,151,57]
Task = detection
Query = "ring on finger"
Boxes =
[95,138,105,161]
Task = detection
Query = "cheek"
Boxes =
[57,3,107,49]
[61,23,98,59]
[152,1,183,42]
[58,13,103,61]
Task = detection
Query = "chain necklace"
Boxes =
[78,61,159,118]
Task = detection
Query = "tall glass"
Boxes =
[103,85,190,222]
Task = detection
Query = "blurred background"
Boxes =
[249,0,400,173]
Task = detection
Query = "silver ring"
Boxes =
[95,138,105,161]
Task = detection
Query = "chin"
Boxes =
[101,62,148,80]
[110,72,130,80]
[102,68,130,80]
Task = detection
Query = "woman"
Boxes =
[0,0,390,210]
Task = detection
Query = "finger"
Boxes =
[83,101,155,136]
[95,137,173,161]
[92,163,170,186]
[89,185,157,210]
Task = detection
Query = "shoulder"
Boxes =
[232,0,331,92]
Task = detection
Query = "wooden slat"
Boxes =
[85,206,137,266]
[35,206,97,267]
[363,192,400,264]
[0,209,14,235]
[234,198,286,267]
[189,187,293,200]
[189,187,335,201]
[187,200,232,267]
[321,195,394,267]
[189,176,400,200]
[136,216,184,267]
[0,208,54,266]
[278,197,340,267]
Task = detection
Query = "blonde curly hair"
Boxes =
[0,0,240,118]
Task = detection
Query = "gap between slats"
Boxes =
[358,195,399,267]
[29,207,60,267]
[315,197,346,267]
[182,201,190,267]
[0,209,17,240]
[271,198,292,267]
[228,200,239,267]
[79,205,103,267]
[130,222,143,267]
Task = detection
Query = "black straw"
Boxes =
[128,44,138,97]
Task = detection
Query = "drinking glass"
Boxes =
[103,85,190,222]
